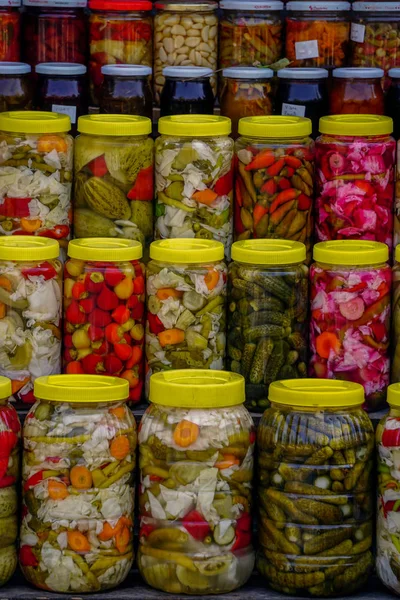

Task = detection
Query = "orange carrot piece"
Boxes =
[110,435,130,460]
[215,454,240,469]
[173,419,199,447]
[115,526,131,554]
[67,531,90,553]
[192,189,218,205]
[109,405,126,419]
[0,302,5,319]
[204,268,219,290]
[11,377,30,395]
[315,332,341,359]
[156,288,183,300]
[0,276,12,291]
[37,135,68,154]
[70,465,93,490]
[20,218,42,232]
[158,328,185,347]
[48,479,69,501]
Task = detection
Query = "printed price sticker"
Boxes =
[282,103,306,117]
[351,23,365,43]
[295,40,319,60]
[52,104,77,124]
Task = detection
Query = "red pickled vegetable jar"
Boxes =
[22,0,87,68]
[330,67,385,115]
[0,0,20,61]
[310,240,391,411]
[315,114,395,251]
[63,239,145,404]
[89,0,153,107]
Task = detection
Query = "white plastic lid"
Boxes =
[163,66,213,78]
[102,64,152,77]
[223,67,274,79]
[389,68,400,78]
[0,0,20,6]
[287,1,350,9]
[0,62,31,74]
[333,67,384,78]
[23,0,86,6]
[36,62,86,75]
[278,67,329,79]
[220,1,283,9]
[353,2,400,10]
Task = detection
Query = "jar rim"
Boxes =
[269,379,365,408]
[0,62,31,75]
[313,240,389,266]
[286,1,350,10]
[220,1,283,9]
[223,67,274,79]
[23,0,87,7]
[163,66,213,79]
[333,67,384,79]
[34,375,129,403]
[353,1,400,10]
[277,67,329,80]
[101,64,152,77]
[36,62,86,75]
[89,0,152,9]
[231,240,306,265]
[150,239,224,263]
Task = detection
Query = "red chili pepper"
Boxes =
[24,470,45,491]
[81,354,105,374]
[86,272,104,295]
[0,431,17,459]
[80,297,96,314]
[66,301,86,326]
[214,169,233,197]
[127,165,154,202]
[0,405,20,434]
[89,308,112,328]
[371,322,387,343]
[104,354,123,375]
[382,425,400,447]
[22,261,57,281]
[261,179,277,195]
[182,510,210,541]
[112,305,130,325]
[88,325,104,342]
[97,286,119,311]
[133,275,145,295]
[105,268,124,288]
[148,313,165,335]
[139,524,156,538]
[114,343,133,362]
[0,197,31,218]
[267,158,285,177]
[129,380,143,403]
[131,302,144,320]
[231,530,252,552]
[297,193,311,211]
[20,545,39,568]
[87,155,108,177]
[38,225,70,240]
[278,177,291,190]
[0,475,16,488]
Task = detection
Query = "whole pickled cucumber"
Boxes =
[84,177,131,220]
[264,340,286,384]
[242,343,257,379]
[238,268,294,304]
[245,325,284,342]
[249,338,274,385]
[245,311,285,328]
[74,209,117,238]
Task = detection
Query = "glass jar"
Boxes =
[276,68,329,139]
[235,116,314,264]
[258,379,374,596]
[154,1,218,104]
[387,68,400,140]
[377,384,400,594]
[89,1,153,107]
[138,369,255,594]
[63,239,145,404]
[155,115,234,260]
[219,1,283,69]
[0,62,32,112]
[0,111,73,244]
[228,240,308,413]
[0,238,62,405]
[330,67,385,114]
[35,63,88,137]
[21,374,136,593]
[315,115,396,249]
[285,2,351,69]
[160,66,215,117]
[145,239,227,396]
[0,1,20,61]
[392,246,400,382]
[99,65,153,119]
[22,0,87,67]
[220,67,274,139]
[74,115,153,252]
[310,240,391,412]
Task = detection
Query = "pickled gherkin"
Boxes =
[257,379,374,596]
[228,240,308,411]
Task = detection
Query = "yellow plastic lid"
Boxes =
[0,111,71,133]
[313,240,388,266]
[68,238,142,262]
[158,115,231,137]
[319,114,393,136]
[150,239,224,264]
[269,379,365,408]
[77,114,152,136]
[232,239,306,265]
[149,370,245,408]
[0,377,11,399]
[0,237,59,261]
[238,115,312,138]
[387,383,400,408]
[394,245,400,264]
[34,374,129,403]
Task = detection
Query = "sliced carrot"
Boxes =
[315,332,341,359]
[11,377,30,395]
[0,276,12,291]
[37,134,68,154]
[0,302,6,319]
[156,288,183,300]
[20,218,42,232]
[67,531,90,553]
[70,465,93,490]
[192,189,218,205]
[204,268,219,291]
[158,328,185,347]
[110,435,130,460]
[109,405,126,419]
[98,521,118,542]
[48,479,69,501]
[253,204,268,228]
[215,454,240,469]
[173,419,199,448]
[115,526,131,554]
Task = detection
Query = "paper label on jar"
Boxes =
[350,23,366,43]
[52,104,77,124]
[282,103,306,117]
[295,40,319,60]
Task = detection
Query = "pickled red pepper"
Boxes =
[0,9,19,62]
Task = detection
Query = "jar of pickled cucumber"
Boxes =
[155,115,234,259]
[258,379,374,597]
[21,374,136,593]
[138,369,255,594]
[145,239,227,397]
[0,237,62,405]
[310,240,391,412]
[228,239,308,413]
[0,377,20,588]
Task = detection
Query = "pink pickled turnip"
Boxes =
[339,298,365,320]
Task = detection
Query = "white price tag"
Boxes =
[350,23,366,43]
[295,40,319,60]
[51,104,77,124]
[282,103,306,117]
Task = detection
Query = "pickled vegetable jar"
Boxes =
[0,237,62,405]
[219,1,283,69]
[99,65,153,119]
[276,68,329,139]
[35,63,88,137]
[220,68,274,139]
[377,383,400,594]
[89,0,152,107]
[0,1,20,62]
[315,115,395,249]
[228,240,308,413]
[330,67,385,114]
[285,2,351,69]
[22,0,87,68]
[0,111,73,243]
[155,115,234,259]
[138,370,255,594]
[74,115,153,250]
[145,239,226,396]
[154,1,218,104]
[391,245,400,383]
[310,240,391,412]
[0,62,32,112]
[21,374,136,593]
[258,379,374,596]
[386,68,400,140]
[235,116,314,264]
[160,67,215,117]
